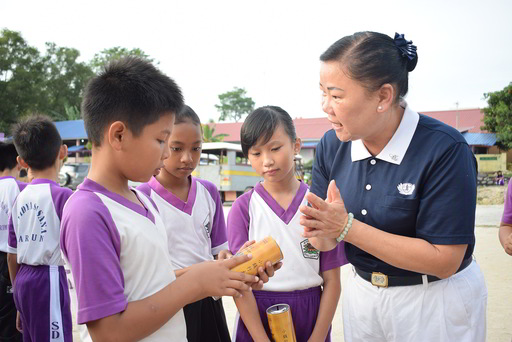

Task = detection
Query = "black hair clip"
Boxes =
[394,33,417,61]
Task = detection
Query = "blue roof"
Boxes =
[54,120,88,140]
[461,132,497,146]
[67,145,87,153]
[302,141,318,148]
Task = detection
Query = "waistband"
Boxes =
[355,257,473,287]
[253,286,322,299]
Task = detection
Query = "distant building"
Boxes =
[50,108,510,166]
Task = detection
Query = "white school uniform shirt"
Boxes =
[0,176,26,253]
[137,176,228,269]
[227,181,347,292]
[60,178,187,342]
[7,179,71,265]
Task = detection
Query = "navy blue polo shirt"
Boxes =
[311,105,477,277]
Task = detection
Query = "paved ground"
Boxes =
[71,205,512,341]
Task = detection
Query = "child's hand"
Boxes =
[16,311,22,333]
[505,233,512,256]
[216,249,232,260]
[189,254,259,298]
[252,261,283,290]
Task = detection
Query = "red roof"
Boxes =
[210,108,486,142]
[420,108,485,133]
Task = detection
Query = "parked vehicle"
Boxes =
[59,162,90,189]
[193,142,262,202]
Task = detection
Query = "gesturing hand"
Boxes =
[300,180,349,240]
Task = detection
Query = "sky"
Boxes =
[1,0,511,123]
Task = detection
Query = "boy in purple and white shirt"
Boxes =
[7,116,72,342]
[0,141,25,342]
[60,57,260,342]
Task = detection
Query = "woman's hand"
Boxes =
[300,180,348,240]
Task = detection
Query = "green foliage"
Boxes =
[89,47,156,73]
[202,124,228,142]
[215,87,255,122]
[0,29,156,134]
[482,83,512,150]
[0,29,45,133]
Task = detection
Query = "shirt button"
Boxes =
[361,209,367,215]
[365,184,372,191]
[370,159,376,165]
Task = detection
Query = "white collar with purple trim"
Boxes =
[350,103,420,165]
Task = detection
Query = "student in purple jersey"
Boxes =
[0,142,25,342]
[500,180,512,255]
[6,115,72,342]
[60,57,262,342]
[139,105,267,342]
[228,106,347,342]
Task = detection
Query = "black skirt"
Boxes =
[183,296,231,342]
[0,251,22,342]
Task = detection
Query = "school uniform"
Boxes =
[311,104,487,342]
[228,181,347,342]
[0,176,25,342]
[138,176,230,342]
[7,179,73,342]
[60,178,187,342]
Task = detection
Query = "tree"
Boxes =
[202,123,228,142]
[41,43,94,120]
[89,47,156,72]
[0,29,94,132]
[215,87,255,122]
[0,29,46,133]
[482,83,512,150]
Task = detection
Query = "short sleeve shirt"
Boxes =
[311,105,477,277]
[502,181,512,224]
[60,178,187,341]
[0,176,26,253]
[227,181,347,291]
[137,176,228,269]
[7,178,71,265]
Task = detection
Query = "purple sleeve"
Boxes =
[60,191,127,324]
[227,191,253,255]
[319,242,348,272]
[502,181,512,224]
[7,213,16,251]
[50,185,73,220]
[198,179,227,250]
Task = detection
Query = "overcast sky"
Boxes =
[2,0,511,123]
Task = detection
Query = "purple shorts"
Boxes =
[234,286,331,342]
[14,265,72,342]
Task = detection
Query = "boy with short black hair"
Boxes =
[60,57,259,341]
[0,141,24,342]
[7,115,72,341]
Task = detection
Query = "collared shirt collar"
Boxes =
[351,103,420,165]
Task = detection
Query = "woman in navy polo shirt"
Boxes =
[300,31,487,342]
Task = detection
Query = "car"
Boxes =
[59,163,90,190]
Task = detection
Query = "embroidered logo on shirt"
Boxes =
[397,183,415,195]
[202,215,211,239]
[389,154,400,162]
[300,239,319,260]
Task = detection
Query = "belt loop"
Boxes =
[422,274,428,288]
